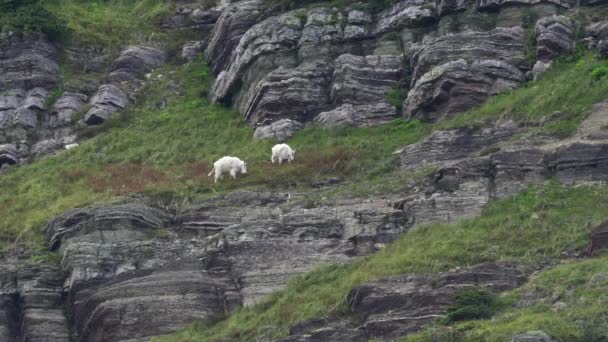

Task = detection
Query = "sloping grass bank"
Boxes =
[154,182,608,341]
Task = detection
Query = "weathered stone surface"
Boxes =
[30,139,64,158]
[0,88,50,129]
[84,84,129,125]
[403,59,525,122]
[512,331,553,342]
[331,54,403,105]
[532,60,551,80]
[162,5,222,32]
[108,46,166,87]
[0,260,69,342]
[586,21,608,57]
[181,41,206,62]
[478,0,572,11]
[39,191,408,340]
[280,318,366,342]
[374,0,437,35]
[48,92,88,128]
[536,15,574,62]
[438,0,474,15]
[241,62,333,125]
[409,27,527,83]
[210,10,304,103]
[400,122,521,171]
[253,118,304,141]
[314,103,397,127]
[0,143,20,168]
[0,36,59,90]
[205,0,268,77]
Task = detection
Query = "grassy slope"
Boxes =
[0,57,428,249]
[155,182,608,342]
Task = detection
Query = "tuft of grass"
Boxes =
[153,182,608,342]
[444,289,499,324]
[438,53,608,138]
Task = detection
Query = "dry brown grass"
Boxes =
[86,163,168,195]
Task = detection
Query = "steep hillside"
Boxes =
[1,0,608,341]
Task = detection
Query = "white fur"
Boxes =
[65,143,79,150]
[271,143,295,165]
[208,156,247,183]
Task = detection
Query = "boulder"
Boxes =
[536,15,574,63]
[403,59,525,122]
[0,143,19,167]
[108,46,166,87]
[48,92,88,128]
[84,84,129,125]
[253,119,303,141]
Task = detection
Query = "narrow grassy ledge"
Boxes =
[154,182,608,342]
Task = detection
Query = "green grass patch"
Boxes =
[153,182,608,342]
[45,0,173,48]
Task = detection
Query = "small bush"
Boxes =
[590,66,608,81]
[445,289,498,324]
[387,86,406,112]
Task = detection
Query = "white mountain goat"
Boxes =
[208,156,247,183]
[271,143,295,164]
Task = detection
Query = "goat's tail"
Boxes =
[207,166,215,177]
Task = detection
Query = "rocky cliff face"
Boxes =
[1,0,607,340]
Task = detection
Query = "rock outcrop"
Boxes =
[403,59,526,121]
[34,191,409,340]
[533,15,574,79]
[282,263,527,340]
[253,118,304,141]
[84,84,129,125]
[586,20,608,57]
[0,260,69,341]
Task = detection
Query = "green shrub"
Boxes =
[590,65,608,80]
[445,289,498,323]
[0,0,67,41]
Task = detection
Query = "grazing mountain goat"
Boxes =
[208,156,247,183]
[271,144,295,164]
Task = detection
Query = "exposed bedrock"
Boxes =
[403,59,526,122]
[0,260,69,342]
[281,262,527,341]
[533,15,574,79]
[586,20,608,58]
[38,192,409,340]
